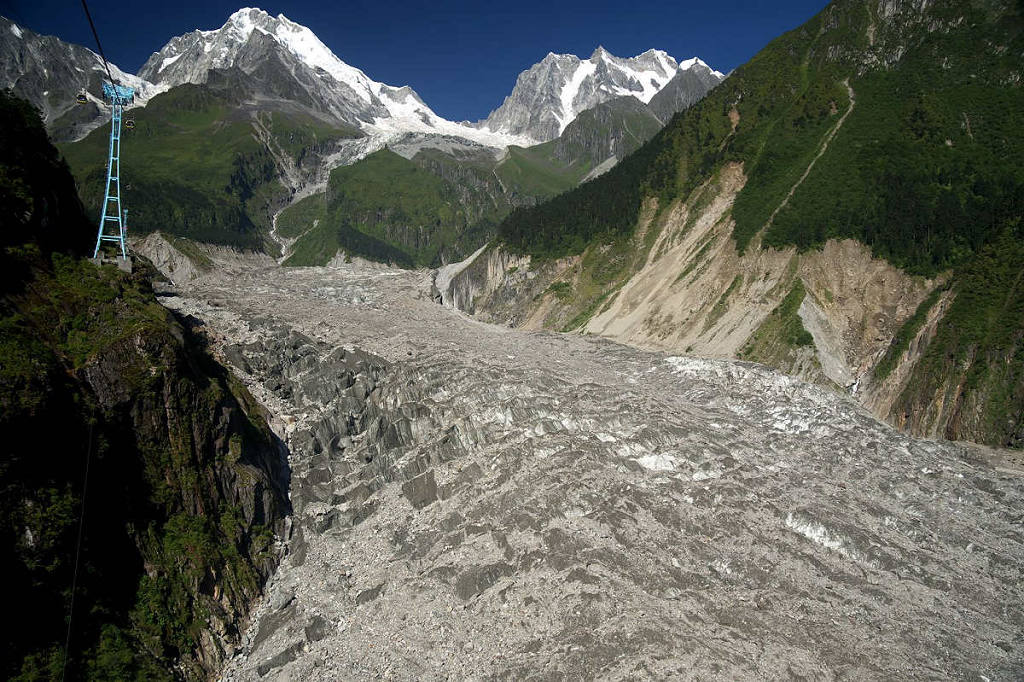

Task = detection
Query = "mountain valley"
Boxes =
[3,7,723,265]
[438,0,1024,450]
[2,0,1023,678]
[153,243,1023,680]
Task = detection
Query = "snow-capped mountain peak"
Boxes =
[137,7,529,148]
[4,7,720,151]
[215,8,376,104]
[478,47,723,143]
[678,56,727,79]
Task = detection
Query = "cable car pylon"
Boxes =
[91,81,134,271]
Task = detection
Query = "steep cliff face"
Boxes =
[0,91,288,679]
[434,244,532,315]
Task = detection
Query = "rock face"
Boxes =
[647,62,726,123]
[437,162,963,443]
[157,255,1023,681]
[139,9,395,129]
[0,16,162,141]
[441,0,1024,450]
[0,258,292,679]
[479,48,723,142]
[4,7,719,151]
[547,95,664,168]
[0,94,289,679]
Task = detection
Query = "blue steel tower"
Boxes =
[92,82,134,260]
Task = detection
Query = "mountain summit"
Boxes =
[2,7,722,148]
[479,48,724,142]
[137,7,529,147]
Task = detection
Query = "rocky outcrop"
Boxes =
[546,96,663,167]
[0,16,161,141]
[135,232,208,283]
[435,243,531,314]
[647,62,725,123]
[479,48,719,142]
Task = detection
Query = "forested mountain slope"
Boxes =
[443,0,1024,448]
[60,70,362,253]
[0,90,288,679]
[278,96,670,267]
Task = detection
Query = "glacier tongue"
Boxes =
[149,256,1024,682]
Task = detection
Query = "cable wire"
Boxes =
[79,0,115,84]
[61,421,94,682]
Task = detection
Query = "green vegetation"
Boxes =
[499,0,1023,276]
[491,0,1024,446]
[761,72,1024,275]
[496,146,581,198]
[496,136,660,259]
[2,252,282,678]
[2,90,285,678]
[164,234,214,270]
[547,281,573,301]
[264,111,360,166]
[562,289,614,332]
[874,284,947,381]
[740,279,815,364]
[284,127,661,268]
[276,193,326,240]
[60,84,357,250]
[496,97,663,201]
[892,229,1024,445]
[284,149,477,266]
[542,238,646,332]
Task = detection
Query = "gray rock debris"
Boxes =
[158,260,1023,681]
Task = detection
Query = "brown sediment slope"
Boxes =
[441,161,944,433]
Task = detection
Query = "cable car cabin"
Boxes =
[76,93,88,104]
[125,118,135,130]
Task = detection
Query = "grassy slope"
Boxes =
[60,84,358,250]
[500,0,1022,268]
[739,278,816,364]
[497,98,664,199]
[283,149,453,267]
[283,100,668,268]
[496,146,581,198]
[891,233,1024,445]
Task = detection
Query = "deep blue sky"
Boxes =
[4,0,830,121]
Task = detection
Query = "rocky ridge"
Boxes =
[479,48,724,142]
[0,16,164,141]
[136,8,525,149]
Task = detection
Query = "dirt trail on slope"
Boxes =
[762,79,856,235]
